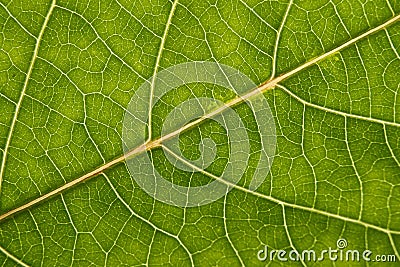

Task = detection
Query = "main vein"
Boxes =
[0,245,30,267]
[0,0,56,194]
[0,12,399,226]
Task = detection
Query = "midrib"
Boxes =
[0,12,399,236]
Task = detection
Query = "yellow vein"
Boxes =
[388,233,400,261]
[0,144,146,222]
[344,116,364,221]
[282,205,307,267]
[0,245,30,267]
[271,0,293,79]
[0,0,56,193]
[0,2,36,39]
[147,0,179,140]
[0,12,400,222]
[267,13,400,86]
[276,84,400,127]
[163,145,400,235]
[223,192,244,266]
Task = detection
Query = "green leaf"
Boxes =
[0,0,399,266]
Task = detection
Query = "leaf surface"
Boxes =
[0,0,399,266]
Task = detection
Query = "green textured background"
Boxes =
[0,0,399,266]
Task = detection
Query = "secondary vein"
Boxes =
[147,0,179,140]
[0,0,56,194]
